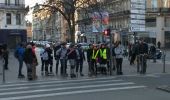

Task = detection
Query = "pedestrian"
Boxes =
[44,44,54,76]
[91,44,99,76]
[54,42,61,75]
[136,39,148,74]
[56,42,68,77]
[98,43,109,74]
[67,44,78,78]
[15,43,25,78]
[23,44,38,80]
[157,41,161,49]
[40,46,45,75]
[86,44,93,76]
[76,44,85,76]
[149,43,156,63]
[114,41,124,75]
[1,44,9,70]
[130,44,137,65]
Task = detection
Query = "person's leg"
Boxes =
[49,60,53,74]
[56,59,59,74]
[41,58,45,75]
[4,58,8,70]
[45,61,49,76]
[116,58,120,75]
[119,58,123,75]
[76,60,79,74]
[80,60,84,76]
[18,58,24,77]
[91,60,95,75]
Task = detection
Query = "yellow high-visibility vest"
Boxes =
[100,49,107,59]
[92,50,99,59]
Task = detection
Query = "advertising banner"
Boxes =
[92,11,109,33]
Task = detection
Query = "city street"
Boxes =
[0,48,170,100]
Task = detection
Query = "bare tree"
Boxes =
[36,0,98,42]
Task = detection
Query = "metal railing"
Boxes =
[0,3,25,9]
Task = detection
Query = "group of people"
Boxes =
[14,42,38,80]
[1,39,156,81]
[39,40,125,79]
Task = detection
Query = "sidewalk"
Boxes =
[1,50,170,83]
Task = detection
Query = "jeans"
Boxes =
[116,58,123,74]
[56,58,60,74]
[41,58,45,72]
[60,59,67,75]
[18,56,23,76]
[76,59,83,73]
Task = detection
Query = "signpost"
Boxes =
[130,0,146,33]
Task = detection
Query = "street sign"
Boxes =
[131,10,145,14]
[131,0,145,4]
[130,20,145,24]
[131,15,145,20]
[130,27,145,32]
[131,3,146,9]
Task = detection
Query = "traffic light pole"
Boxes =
[109,29,113,75]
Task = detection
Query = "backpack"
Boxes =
[42,51,48,60]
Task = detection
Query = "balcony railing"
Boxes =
[147,8,170,13]
[0,3,25,9]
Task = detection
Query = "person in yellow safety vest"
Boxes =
[99,43,109,74]
[91,44,99,76]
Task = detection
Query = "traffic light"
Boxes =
[104,28,111,36]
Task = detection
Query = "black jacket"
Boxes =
[87,48,93,62]
[54,45,61,59]
[23,48,36,64]
[67,49,77,59]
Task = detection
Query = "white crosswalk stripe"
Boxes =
[0,76,146,100]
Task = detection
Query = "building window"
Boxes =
[165,17,170,27]
[151,0,157,8]
[146,17,156,27]
[5,0,10,5]
[6,13,11,25]
[16,13,21,25]
[15,0,20,6]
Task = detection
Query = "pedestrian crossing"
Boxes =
[0,77,146,100]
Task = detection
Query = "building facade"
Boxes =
[76,0,170,48]
[0,0,28,48]
[32,4,63,42]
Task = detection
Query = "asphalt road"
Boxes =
[0,48,170,100]
[0,74,170,100]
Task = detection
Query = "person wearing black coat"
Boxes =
[23,44,37,80]
[54,43,61,74]
[76,44,85,76]
[86,44,93,76]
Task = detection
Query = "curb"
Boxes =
[157,85,170,93]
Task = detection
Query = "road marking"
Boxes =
[0,82,135,96]
[0,80,123,91]
[0,76,116,87]
[1,86,146,100]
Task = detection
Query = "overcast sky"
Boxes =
[25,0,45,22]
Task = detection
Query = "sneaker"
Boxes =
[80,73,84,76]
[18,74,25,78]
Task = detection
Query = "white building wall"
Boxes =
[0,0,26,29]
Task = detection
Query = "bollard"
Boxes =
[162,52,166,73]
[2,59,5,83]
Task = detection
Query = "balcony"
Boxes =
[147,8,170,13]
[0,3,25,10]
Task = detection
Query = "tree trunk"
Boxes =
[69,13,75,43]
